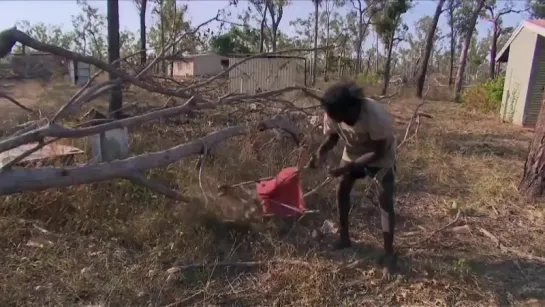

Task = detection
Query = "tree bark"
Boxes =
[489,22,498,79]
[519,92,545,197]
[312,0,319,86]
[416,0,445,97]
[259,4,268,53]
[448,0,455,87]
[454,0,485,102]
[381,33,394,95]
[139,0,147,66]
[323,9,330,81]
[355,6,364,75]
[107,0,123,117]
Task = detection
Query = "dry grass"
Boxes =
[1,78,545,307]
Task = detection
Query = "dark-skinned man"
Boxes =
[308,81,398,273]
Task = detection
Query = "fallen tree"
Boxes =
[0,17,411,201]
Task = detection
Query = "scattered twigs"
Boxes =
[478,227,545,262]
[197,143,209,208]
[0,91,35,113]
[303,177,332,198]
[124,172,194,203]
[397,85,432,151]
[407,209,461,246]
[166,259,311,273]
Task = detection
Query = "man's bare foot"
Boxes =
[378,253,398,279]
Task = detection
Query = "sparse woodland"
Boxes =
[1,0,545,306]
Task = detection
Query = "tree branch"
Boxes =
[0,118,299,196]
[0,91,35,113]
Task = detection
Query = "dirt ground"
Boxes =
[0,79,544,306]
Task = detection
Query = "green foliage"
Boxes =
[527,0,545,18]
[209,27,257,55]
[369,0,411,45]
[355,71,380,86]
[461,76,505,113]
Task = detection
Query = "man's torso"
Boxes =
[323,98,396,168]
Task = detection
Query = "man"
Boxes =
[308,81,398,272]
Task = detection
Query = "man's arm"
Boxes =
[351,138,387,167]
[317,132,339,156]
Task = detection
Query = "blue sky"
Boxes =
[0,0,529,47]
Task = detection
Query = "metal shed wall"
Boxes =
[228,57,305,94]
[500,27,536,125]
[525,35,545,126]
[194,53,227,76]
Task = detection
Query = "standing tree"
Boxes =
[454,0,486,102]
[72,0,108,60]
[312,0,321,85]
[107,0,122,117]
[519,95,545,197]
[134,0,148,66]
[481,0,522,79]
[447,0,460,86]
[415,0,446,97]
[266,0,287,52]
[248,0,269,52]
[372,0,410,95]
[352,0,376,75]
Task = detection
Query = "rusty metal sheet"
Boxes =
[0,142,84,167]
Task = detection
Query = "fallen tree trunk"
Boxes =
[0,118,299,196]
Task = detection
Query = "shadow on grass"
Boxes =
[441,131,530,161]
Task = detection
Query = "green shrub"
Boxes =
[355,71,380,86]
[461,76,505,113]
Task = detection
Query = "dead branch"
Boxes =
[124,172,196,203]
[478,227,545,262]
[0,117,299,196]
[397,85,431,151]
[166,259,311,273]
[0,91,35,113]
[408,209,461,246]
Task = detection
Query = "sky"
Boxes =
[0,0,531,50]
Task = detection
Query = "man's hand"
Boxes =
[328,162,354,177]
[305,153,325,169]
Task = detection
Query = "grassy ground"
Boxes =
[1,79,544,306]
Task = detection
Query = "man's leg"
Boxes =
[335,173,356,249]
[374,167,397,271]
[335,160,367,249]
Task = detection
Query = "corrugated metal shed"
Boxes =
[497,19,545,127]
[228,55,306,94]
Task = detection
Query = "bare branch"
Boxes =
[0,91,35,113]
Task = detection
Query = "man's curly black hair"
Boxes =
[320,81,364,118]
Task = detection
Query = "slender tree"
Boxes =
[454,0,485,102]
[312,0,321,85]
[415,0,445,97]
[134,0,148,66]
[481,0,522,79]
[107,0,122,117]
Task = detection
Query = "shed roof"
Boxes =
[227,53,306,60]
[167,52,227,61]
[496,19,545,62]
